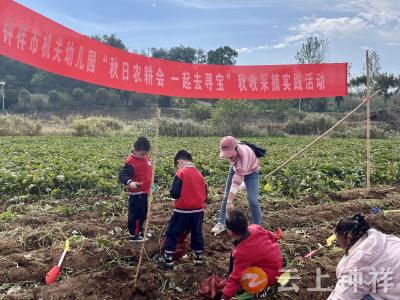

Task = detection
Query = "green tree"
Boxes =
[295,37,329,64]
[207,46,238,65]
[347,63,352,79]
[211,100,256,136]
[18,88,31,108]
[30,70,79,94]
[295,37,329,111]
[335,96,344,110]
[5,88,19,108]
[91,34,128,50]
[30,72,54,93]
[310,98,328,112]
[151,46,207,64]
[349,75,368,98]
[31,96,44,111]
[95,88,109,106]
[72,88,85,103]
[0,56,36,90]
[196,49,207,64]
[167,45,197,63]
[349,75,367,86]
[376,73,400,104]
[156,96,172,108]
[128,93,155,107]
[150,45,210,107]
[151,45,207,108]
[365,51,381,84]
[107,90,121,108]
[120,91,132,106]
[57,92,74,108]
[151,47,169,59]
[48,90,59,109]
[350,72,399,104]
[185,104,212,122]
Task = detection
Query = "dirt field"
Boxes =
[1,187,400,300]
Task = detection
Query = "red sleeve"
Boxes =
[249,225,278,243]
[222,252,251,298]
[265,230,278,243]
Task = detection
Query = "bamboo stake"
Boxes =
[134,107,161,287]
[366,50,372,191]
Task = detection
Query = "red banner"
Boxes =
[0,0,347,100]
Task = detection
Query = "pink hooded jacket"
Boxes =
[328,229,400,300]
[229,144,260,197]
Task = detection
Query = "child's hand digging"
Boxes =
[129,181,143,190]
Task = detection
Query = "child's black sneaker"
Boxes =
[128,235,144,243]
[153,253,174,269]
[255,285,278,298]
[194,253,204,265]
[129,232,152,243]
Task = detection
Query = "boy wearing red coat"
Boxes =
[154,150,207,268]
[222,210,283,299]
[119,137,152,242]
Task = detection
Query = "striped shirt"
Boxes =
[229,144,260,197]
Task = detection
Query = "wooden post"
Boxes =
[366,50,371,191]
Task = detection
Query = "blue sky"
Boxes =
[17,0,400,76]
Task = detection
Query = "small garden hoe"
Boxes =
[45,239,70,285]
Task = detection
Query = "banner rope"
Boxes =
[265,89,380,179]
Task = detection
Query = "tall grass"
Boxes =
[157,118,270,137]
[0,115,41,136]
[72,117,123,136]
[286,115,339,135]
[1,113,396,138]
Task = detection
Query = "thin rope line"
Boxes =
[265,89,380,178]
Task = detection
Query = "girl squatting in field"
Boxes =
[329,214,400,300]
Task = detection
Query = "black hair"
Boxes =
[133,136,151,152]
[225,209,248,236]
[335,213,371,255]
[174,150,193,167]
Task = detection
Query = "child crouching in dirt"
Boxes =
[221,209,283,300]
[328,213,400,300]
[153,150,207,269]
[119,137,153,242]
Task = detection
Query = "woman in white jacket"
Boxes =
[328,214,400,300]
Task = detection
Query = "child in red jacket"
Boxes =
[154,150,207,269]
[222,210,283,299]
[119,137,152,242]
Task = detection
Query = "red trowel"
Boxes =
[45,239,70,285]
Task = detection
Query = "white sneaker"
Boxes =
[142,232,152,241]
[211,223,226,235]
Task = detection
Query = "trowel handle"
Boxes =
[57,249,67,267]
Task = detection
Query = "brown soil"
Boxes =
[1,187,400,299]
